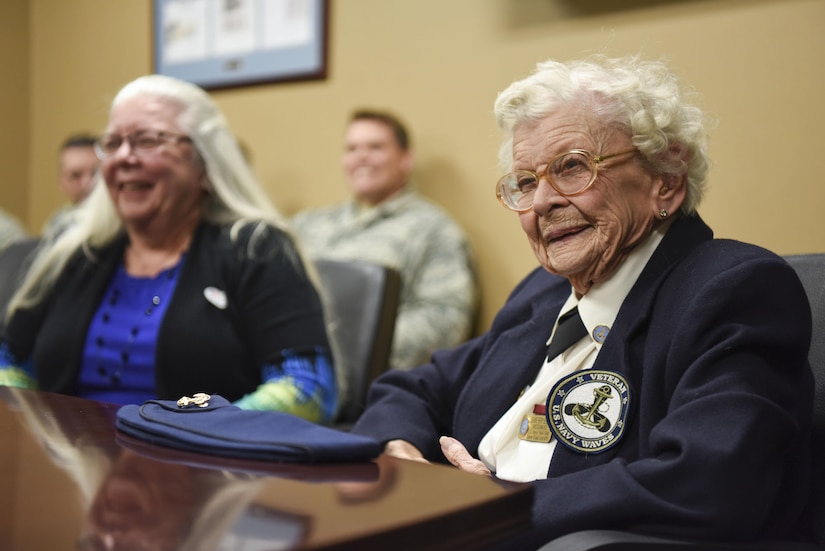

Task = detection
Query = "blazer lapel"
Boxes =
[456,279,567,450]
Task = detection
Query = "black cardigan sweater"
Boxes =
[3,222,331,402]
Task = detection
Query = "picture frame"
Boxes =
[152,0,328,90]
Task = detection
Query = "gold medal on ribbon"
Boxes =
[517,404,553,443]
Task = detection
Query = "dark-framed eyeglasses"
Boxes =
[94,130,192,160]
[496,148,637,212]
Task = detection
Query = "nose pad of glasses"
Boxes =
[110,140,139,160]
[532,176,568,208]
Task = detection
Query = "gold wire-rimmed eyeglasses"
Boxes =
[496,148,637,212]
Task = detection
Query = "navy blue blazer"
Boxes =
[352,215,814,548]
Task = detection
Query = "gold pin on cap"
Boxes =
[177,392,211,408]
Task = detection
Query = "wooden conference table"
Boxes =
[0,388,532,550]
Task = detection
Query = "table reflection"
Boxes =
[0,387,531,550]
[3,387,378,550]
[78,449,279,551]
[334,454,399,504]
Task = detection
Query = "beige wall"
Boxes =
[7,0,825,332]
[0,0,30,222]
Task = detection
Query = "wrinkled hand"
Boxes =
[383,439,430,464]
[439,436,492,476]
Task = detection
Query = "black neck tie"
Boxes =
[546,306,588,362]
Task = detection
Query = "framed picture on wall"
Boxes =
[152,0,328,90]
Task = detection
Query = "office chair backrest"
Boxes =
[0,237,40,318]
[784,254,825,545]
[313,259,401,425]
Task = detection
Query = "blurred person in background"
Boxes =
[292,109,478,371]
[43,133,100,234]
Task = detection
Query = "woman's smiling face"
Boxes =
[514,106,669,294]
[100,96,205,232]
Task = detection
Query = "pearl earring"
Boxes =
[659,209,669,218]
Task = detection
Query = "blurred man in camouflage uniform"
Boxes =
[293,109,477,371]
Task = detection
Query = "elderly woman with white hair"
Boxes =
[0,75,337,423]
[349,55,815,547]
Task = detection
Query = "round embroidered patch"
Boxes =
[545,370,631,454]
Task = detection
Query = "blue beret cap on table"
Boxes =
[116,394,382,463]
